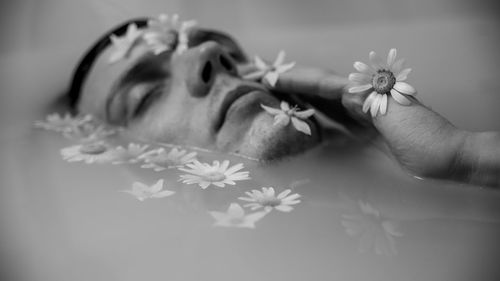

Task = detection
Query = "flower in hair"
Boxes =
[108,23,144,63]
[261,101,315,135]
[348,48,416,117]
[148,13,197,54]
[243,50,296,87]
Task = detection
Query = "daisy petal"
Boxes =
[369,51,385,69]
[370,94,382,117]
[277,189,292,199]
[275,205,294,212]
[265,72,280,87]
[152,190,175,198]
[274,114,290,126]
[276,62,296,73]
[396,68,412,81]
[260,104,282,115]
[362,92,378,113]
[274,50,286,66]
[291,117,312,135]
[390,59,406,76]
[293,108,315,119]
[348,73,371,84]
[386,48,397,67]
[379,94,388,115]
[254,56,268,70]
[353,61,374,75]
[348,84,372,94]
[393,82,416,96]
[390,89,411,105]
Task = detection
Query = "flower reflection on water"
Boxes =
[341,200,403,256]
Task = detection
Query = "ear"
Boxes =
[188,28,249,63]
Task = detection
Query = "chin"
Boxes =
[229,111,322,161]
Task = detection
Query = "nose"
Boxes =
[183,41,238,97]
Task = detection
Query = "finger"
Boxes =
[274,66,349,100]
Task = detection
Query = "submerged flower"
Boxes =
[60,141,116,164]
[238,187,301,212]
[108,23,144,63]
[261,101,315,135]
[35,113,93,133]
[209,203,267,229]
[109,143,149,164]
[243,50,296,87]
[348,48,416,117]
[139,147,197,171]
[178,160,250,189]
[341,200,404,256]
[121,179,175,201]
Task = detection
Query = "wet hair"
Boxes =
[67,18,149,110]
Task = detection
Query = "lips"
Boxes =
[214,84,269,132]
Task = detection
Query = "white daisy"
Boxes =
[261,101,315,135]
[63,123,116,142]
[34,113,92,133]
[341,200,403,256]
[121,179,175,201]
[148,13,197,54]
[139,147,197,171]
[348,48,416,117]
[178,160,250,189]
[242,50,296,87]
[208,203,267,229]
[60,141,116,164]
[108,23,144,63]
[238,187,301,212]
[109,143,149,164]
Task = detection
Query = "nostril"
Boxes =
[219,55,233,72]
[201,61,213,83]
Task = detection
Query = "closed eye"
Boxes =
[128,82,164,119]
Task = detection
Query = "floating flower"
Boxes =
[108,23,144,63]
[261,101,315,135]
[63,123,116,142]
[109,143,149,164]
[178,160,250,189]
[341,200,403,256]
[208,203,267,229]
[348,48,416,117]
[139,147,197,171]
[34,113,92,133]
[243,50,296,87]
[238,187,301,212]
[121,179,175,201]
[60,141,116,164]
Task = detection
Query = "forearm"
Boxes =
[459,132,500,187]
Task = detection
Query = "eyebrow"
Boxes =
[105,52,172,123]
[67,18,149,110]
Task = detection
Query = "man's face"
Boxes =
[78,26,320,160]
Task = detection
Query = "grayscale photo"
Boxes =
[1,0,500,280]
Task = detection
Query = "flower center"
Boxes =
[79,143,108,155]
[203,172,226,182]
[259,197,281,207]
[372,70,396,94]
